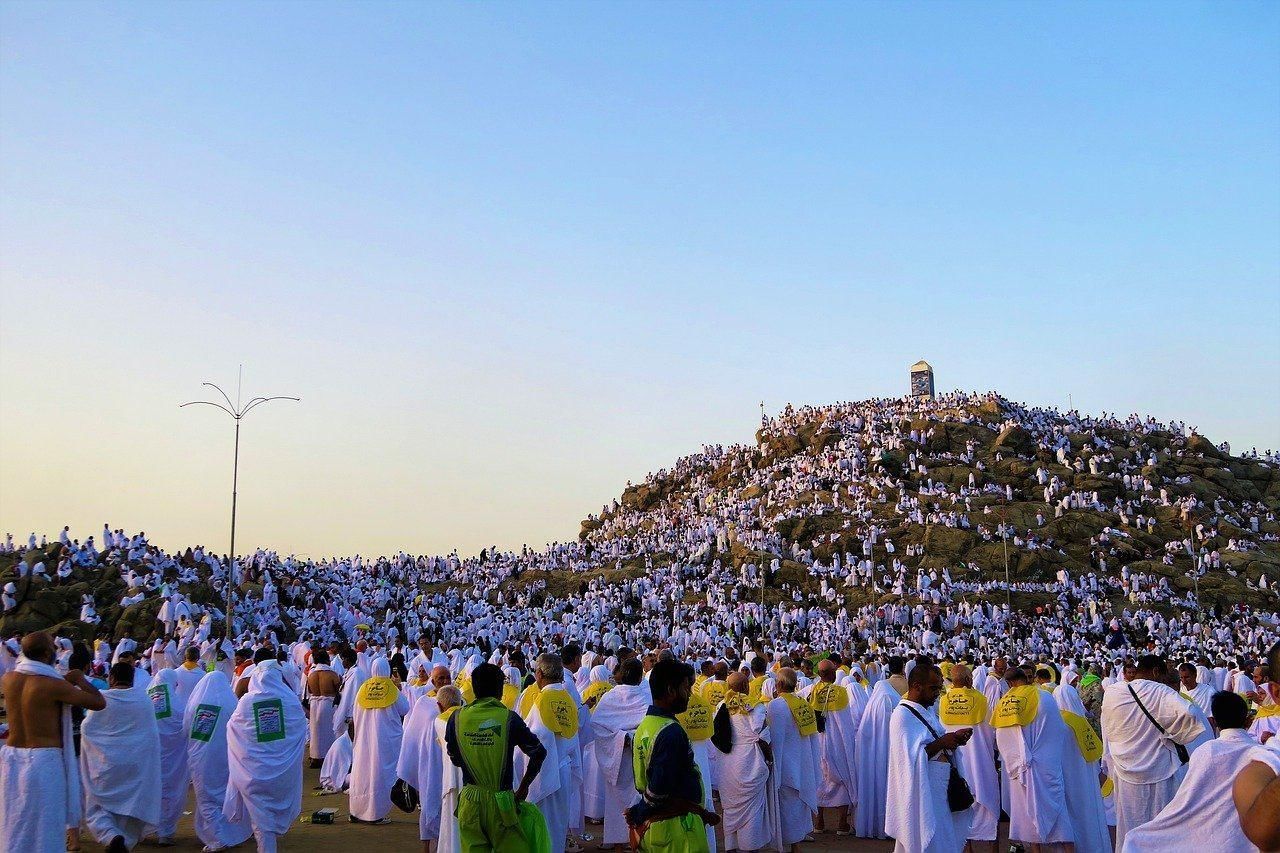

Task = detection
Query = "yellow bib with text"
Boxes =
[783,692,818,736]
[701,680,729,709]
[518,684,542,717]
[677,693,714,741]
[537,689,579,739]
[357,677,400,710]
[809,682,849,713]
[938,687,988,727]
[455,672,474,704]
[991,685,1040,728]
[582,681,613,709]
[1061,710,1103,763]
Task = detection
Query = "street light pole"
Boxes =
[182,375,299,638]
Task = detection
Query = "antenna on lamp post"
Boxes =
[182,368,299,638]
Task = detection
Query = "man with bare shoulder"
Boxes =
[306,647,343,767]
[0,630,105,853]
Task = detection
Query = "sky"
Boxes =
[1,1,1277,560]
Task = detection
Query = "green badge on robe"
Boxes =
[253,698,286,743]
[190,704,221,743]
[148,684,172,720]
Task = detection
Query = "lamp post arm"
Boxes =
[240,396,301,418]
[202,383,239,415]
[179,400,237,417]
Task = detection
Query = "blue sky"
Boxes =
[2,1,1277,557]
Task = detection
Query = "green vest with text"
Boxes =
[632,714,709,853]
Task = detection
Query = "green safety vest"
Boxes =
[632,714,709,853]
[455,697,511,790]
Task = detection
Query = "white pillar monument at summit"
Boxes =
[910,359,935,399]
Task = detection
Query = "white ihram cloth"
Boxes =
[307,663,337,760]
[320,731,353,792]
[589,681,651,845]
[1123,728,1258,853]
[766,695,819,846]
[0,658,82,853]
[854,679,900,838]
[798,680,859,808]
[397,688,444,840]
[717,702,779,852]
[517,683,576,853]
[333,661,369,737]
[581,665,613,819]
[184,671,252,850]
[1100,679,1205,849]
[348,659,410,821]
[435,713,464,853]
[1052,685,1110,853]
[885,700,969,853]
[224,660,306,853]
[561,675,588,832]
[1182,681,1216,714]
[173,662,204,703]
[147,667,191,837]
[690,736,718,851]
[994,690,1073,846]
[80,682,162,848]
[943,705,998,841]
[981,677,1010,814]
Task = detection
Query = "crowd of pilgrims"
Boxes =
[2,391,1279,851]
[2,630,1279,853]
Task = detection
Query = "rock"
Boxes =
[993,425,1034,455]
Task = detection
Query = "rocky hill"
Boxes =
[3,392,1278,644]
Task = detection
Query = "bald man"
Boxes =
[804,659,858,835]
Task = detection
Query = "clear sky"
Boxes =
[2,1,1277,559]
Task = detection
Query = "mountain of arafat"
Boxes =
[2,391,1278,651]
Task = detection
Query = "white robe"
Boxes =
[348,662,410,821]
[1123,728,1258,853]
[184,671,252,850]
[1052,685,1109,853]
[224,660,306,853]
[333,662,369,737]
[589,682,650,845]
[885,700,969,853]
[994,690,1073,846]
[766,696,819,846]
[1100,679,1205,848]
[518,683,576,853]
[854,679,900,838]
[321,731,354,792]
[308,664,338,760]
[943,706,998,841]
[799,681,860,808]
[717,703,778,852]
[80,684,162,848]
[397,689,444,840]
[0,658,81,853]
[436,714,464,853]
[147,668,191,838]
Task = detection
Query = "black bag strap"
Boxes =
[1127,684,1168,736]
[903,703,957,767]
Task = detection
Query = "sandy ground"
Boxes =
[131,763,897,852]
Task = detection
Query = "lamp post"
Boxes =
[182,374,299,637]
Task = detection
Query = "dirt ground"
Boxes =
[145,763,897,852]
